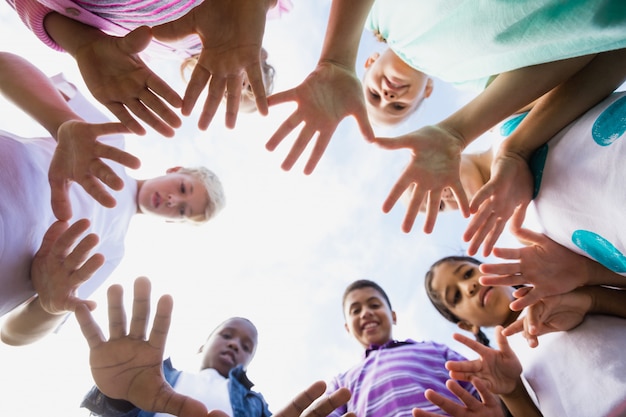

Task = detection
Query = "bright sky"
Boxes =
[0,2,525,415]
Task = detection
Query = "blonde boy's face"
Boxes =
[344,287,396,349]
[363,49,433,127]
[137,168,209,222]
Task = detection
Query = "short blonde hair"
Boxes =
[178,166,225,224]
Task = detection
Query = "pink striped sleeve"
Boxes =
[266,0,293,20]
[9,0,64,51]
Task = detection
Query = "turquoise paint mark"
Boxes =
[592,95,626,146]
[572,230,626,273]
[528,144,548,199]
[500,112,528,137]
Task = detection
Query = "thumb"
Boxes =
[120,26,153,54]
[370,136,410,150]
[511,227,543,246]
[50,181,73,221]
[152,15,193,42]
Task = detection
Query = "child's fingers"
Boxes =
[502,319,524,336]
[266,88,297,107]
[452,332,488,354]
[75,303,106,349]
[128,277,152,340]
[107,283,127,339]
[245,63,268,116]
[280,124,317,172]
[198,76,226,130]
[224,74,243,129]
[304,130,334,175]
[450,182,470,218]
[148,294,173,352]
[106,102,147,136]
[265,112,303,152]
[182,63,211,116]
[509,290,541,311]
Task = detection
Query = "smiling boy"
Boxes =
[325,279,480,416]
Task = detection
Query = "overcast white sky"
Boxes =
[0,2,525,415]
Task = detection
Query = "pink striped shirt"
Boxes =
[7,0,292,59]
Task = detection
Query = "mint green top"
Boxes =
[366,0,626,90]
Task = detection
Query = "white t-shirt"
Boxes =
[155,368,233,417]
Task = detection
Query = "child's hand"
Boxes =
[446,327,521,396]
[31,219,102,315]
[152,0,272,130]
[372,124,469,233]
[74,26,183,137]
[265,61,374,174]
[479,227,590,311]
[502,288,592,347]
[50,120,141,221]
[464,150,533,256]
[76,277,209,417]
[272,381,354,417]
[412,379,504,417]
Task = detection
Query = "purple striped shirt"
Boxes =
[326,339,478,417]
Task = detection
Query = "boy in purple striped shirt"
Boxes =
[326,279,502,417]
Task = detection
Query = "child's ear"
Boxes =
[392,310,397,325]
[424,78,434,98]
[344,323,350,334]
[166,166,182,174]
[260,47,268,61]
[364,52,380,69]
[457,320,479,334]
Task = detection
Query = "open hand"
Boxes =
[31,219,103,315]
[273,380,355,417]
[50,119,141,221]
[464,150,532,256]
[446,328,521,396]
[74,26,183,136]
[76,277,209,417]
[412,379,503,417]
[480,227,590,311]
[152,0,273,129]
[372,124,469,233]
[265,61,374,174]
[502,288,592,347]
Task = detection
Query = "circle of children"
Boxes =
[1,0,626,416]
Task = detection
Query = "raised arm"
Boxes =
[372,54,597,235]
[465,48,626,256]
[0,52,141,220]
[265,0,375,174]
[1,220,102,345]
[43,13,182,137]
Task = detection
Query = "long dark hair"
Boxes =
[424,256,491,346]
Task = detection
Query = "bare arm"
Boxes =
[1,296,68,346]
[0,51,80,137]
[465,48,626,255]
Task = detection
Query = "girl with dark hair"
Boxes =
[423,255,626,416]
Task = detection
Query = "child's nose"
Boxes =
[383,89,396,99]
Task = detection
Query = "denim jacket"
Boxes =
[81,359,272,417]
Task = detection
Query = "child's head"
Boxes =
[424,256,517,345]
[180,48,275,114]
[198,317,258,377]
[136,166,225,224]
[342,279,397,349]
[362,48,433,127]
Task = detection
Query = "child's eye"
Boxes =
[453,289,461,305]
[180,182,186,194]
[243,344,252,353]
[393,103,406,111]
[351,307,361,315]
[179,206,186,217]
[464,268,474,279]
[368,89,380,100]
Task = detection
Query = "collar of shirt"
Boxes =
[365,339,416,357]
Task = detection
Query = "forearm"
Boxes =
[499,378,543,417]
[318,0,375,68]
[441,55,595,149]
[585,286,626,318]
[0,52,80,138]
[500,48,626,160]
[1,296,67,346]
